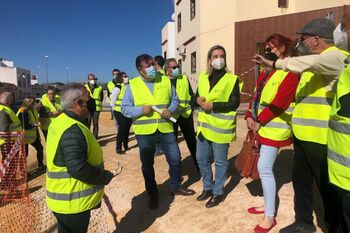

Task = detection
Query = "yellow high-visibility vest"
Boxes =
[173,75,192,119]
[129,75,173,135]
[197,72,242,144]
[16,108,37,144]
[46,113,104,214]
[107,81,116,95]
[85,84,103,112]
[328,63,350,191]
[0,104,22,145]
[114,84,126,112]
[257,70,293,141]
[292,46,349,144]
[40,94,61,130]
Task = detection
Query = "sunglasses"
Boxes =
[169,65,179,70]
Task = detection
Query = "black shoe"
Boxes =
[124,146,129,151]
[37,165,47,171]
[148,195,159,210]
[279,222,316,233]
[171,187,196,196]
[205,194,224,208]
[116,149,123,155]
[197,190,213,201]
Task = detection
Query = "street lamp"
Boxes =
[44,55,49,89]
[66,67,69,83]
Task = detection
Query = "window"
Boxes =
[190,0,195,20]
[191,52,196,74]
[177,13,181,32]
[278,0,288,8]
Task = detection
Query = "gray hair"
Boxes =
[60,83,85,110]
[0,92,13,105]
[164,58,177,68]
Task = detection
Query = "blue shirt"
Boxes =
[121,76,179,119]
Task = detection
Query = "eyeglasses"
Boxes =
[169,65,179,70]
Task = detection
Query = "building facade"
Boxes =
[162,0,350,100]
[0,60,31,99]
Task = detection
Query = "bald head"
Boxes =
[0,92,14,106]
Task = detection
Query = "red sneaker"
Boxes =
[254,219,277,233]
[247,207,265,214]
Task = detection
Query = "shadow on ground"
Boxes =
[113,180,174,233]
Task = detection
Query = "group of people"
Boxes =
[1,7,350,233]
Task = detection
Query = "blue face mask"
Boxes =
[172,68,181,77]
[145,66,156,79]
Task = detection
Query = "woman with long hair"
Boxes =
[246,33,300,233]
[17,96,45,170]
[195,45,241,208]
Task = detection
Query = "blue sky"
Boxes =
[0,0,174,83]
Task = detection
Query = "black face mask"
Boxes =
[264,48,278,62]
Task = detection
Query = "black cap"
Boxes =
[297,18,335,40]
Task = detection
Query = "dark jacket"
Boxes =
[53,110,113,185]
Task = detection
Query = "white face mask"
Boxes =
[334,23,349,51]
[211,57,225,70]
[89,80,96,85]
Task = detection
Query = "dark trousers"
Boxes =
[292,137,335,227]
[53,209,91,233]
[42,130,48,140]
[331,186,350,233]
[135,131,181,195]
[25,132,44,167]
[173,114,198,167]
[87,111,100,138]
[113,111,132,151]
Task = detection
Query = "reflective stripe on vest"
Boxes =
[292,46,349,144]
[328,63,350,191]
[40,94,60,130]
[257,70,293,141]
[46,113,104,214]
[85,84,103,111]
[129,75,173,135]
[174,75,192,118]
[196,72,241,143]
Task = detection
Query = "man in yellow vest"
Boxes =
[107,69,120,120]
[0,91,22,160]
[85,73,103,138]
[39,86,62,139]
[46,83,115,233]
[254,18,349,233]
[164,58,198,169]
[326,5,350,232]
[121,54,195,210]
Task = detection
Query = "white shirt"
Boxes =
[110,86,121,110]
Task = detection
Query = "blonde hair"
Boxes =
[206,45,228,75]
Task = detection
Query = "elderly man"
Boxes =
[121,54,195,210]
[39,86,61,139]
[46,83,114,233]
[0,92,22,160]
[254,18,349,233]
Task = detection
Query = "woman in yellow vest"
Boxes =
[17,96,44,170]
[195,45,241,208]
[246,34,300,233]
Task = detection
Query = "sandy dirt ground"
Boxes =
[22,111,327,233]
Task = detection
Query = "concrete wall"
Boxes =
[0,66,31,99]
[161,22,176,59]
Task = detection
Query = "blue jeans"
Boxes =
[257,144,279,217]
[136,131,181,195]
[196,134,229,195]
